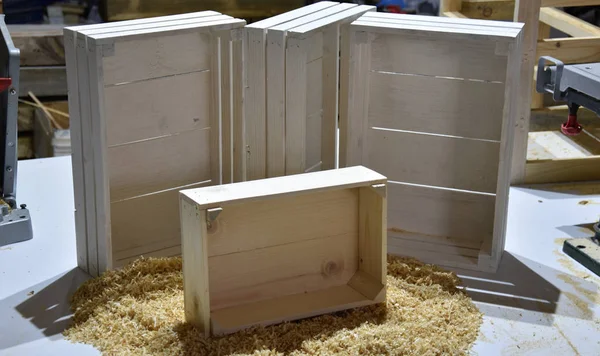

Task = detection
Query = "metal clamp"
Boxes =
[536,56,565,102]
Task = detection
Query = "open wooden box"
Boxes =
[179,166,387,336]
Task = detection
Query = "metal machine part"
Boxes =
[536,56,600,136]
[0,14,32,246]
[537,56,600,275]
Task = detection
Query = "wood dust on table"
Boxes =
[64,256,482,355]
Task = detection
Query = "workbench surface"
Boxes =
[1,156,599,355]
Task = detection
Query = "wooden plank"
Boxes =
[265,29,286,177]
[539,7,600,37]
[108,128,211,201]
[210,285,374,336]
[510,0,541,184]
[19,66,67,97]
[338,24,351,168]
[342,29,372,167]
[387,182,495,243]
[388,237,481,258]
[181,165,387,209]
[64,30,87,272]
[321,24,338,171]
[219,31,233,184]
[370,33,508,82]
[531,21,552,110]
[103,70,210,146]
[180,197,211,337]
[100,31,212,85]
[8,24,65,66]
[231,30,244,183]
[206,189,358,258]
[443,11,468,18]
[210,32,222,186]
[368,128,500,193]
[104,0,306,22]
[440,0,462,12]
[368,71,505,141]
[112,181,210,260]
[284,36,308,175]
[537,37,600,65]
[305,52,323,172]
[244,28,267,181]
[358,185,387,286]
[525,156,600,184]
[461,0,515,20]
[87,41,112,275]
[542,0,600,5]
[209,231,358,310]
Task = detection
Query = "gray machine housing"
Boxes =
[0,14,33,246]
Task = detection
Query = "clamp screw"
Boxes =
[9,88,16,95]
[20,204,27,209]
[8,142,13,147]
[6,166,12,172]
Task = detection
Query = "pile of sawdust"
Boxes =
[64,256,482,355]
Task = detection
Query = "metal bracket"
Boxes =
[206,207,223,229]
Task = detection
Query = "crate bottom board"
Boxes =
[210,275,385,336]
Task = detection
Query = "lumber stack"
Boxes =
[340,12,524,272]
[244,1,375,180]
[65,12,246,276]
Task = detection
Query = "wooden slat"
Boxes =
[111,181,210,258]
[510,0,541,184]
[388,237,481,258]
[443,11,468,18]
[525,156,600,184]
[244,28,267,181]
[209,230,358,310]
[19,66,67,97]
[531,21,552,110]
[440,0,462,12]
[207,189,358,258]
[537,37,600,65]
[219,31,233,184]
[210,284,373,336]
[265,29,286,177]
[103,70,210,146]
[108,128,211,201]
[358,186,387,286]
[321,24,339,171]
[209,32,222,186]
[539,7,600,37]
[8,24,65,66]
[101,31,211,85]
[368,128,500,193]
[306,55,323,171]
[461,0,515,20]
[368,71,505,141]
[232,31,245,183]
[370,33,508,82]
[181,165,386,209]
[180,197,211,337]
[285,36,308,175]
[387,182,495,243]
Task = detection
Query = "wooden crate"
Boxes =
[180,165,387,336]
[244,2,374,180]
[340,12,523,272]
[65,12,245,276]
[441,0,600,184]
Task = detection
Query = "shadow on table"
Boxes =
[448,251,599,326]
[0,267,90,350]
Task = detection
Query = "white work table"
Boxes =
[1,156,599,355]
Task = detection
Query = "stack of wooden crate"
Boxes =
[244,1,375,181]
[65,11,245,276]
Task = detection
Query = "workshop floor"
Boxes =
[0,157,599,355]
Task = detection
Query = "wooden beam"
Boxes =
[540,7,600,37]
[440,0,462,13]
[8,25,66,66]
[511,0,541,184]
[531,22,552,110]
[443,11,468,18]
[461,0,514,20]
[19,66,67,97]
[525,156,600,184]
[537,37,600,64]
[541,0,600,6]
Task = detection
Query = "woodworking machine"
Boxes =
[536,55,600,276]
[0,14,32,246]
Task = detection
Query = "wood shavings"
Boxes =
[64,255,482,355]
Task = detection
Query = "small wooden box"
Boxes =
[179,166,387,336]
